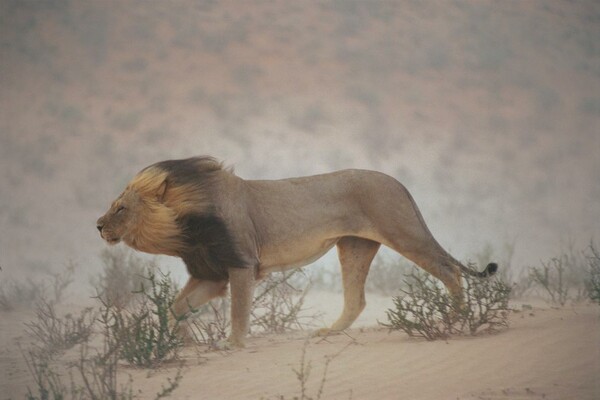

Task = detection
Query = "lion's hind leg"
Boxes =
[316,236,380,336]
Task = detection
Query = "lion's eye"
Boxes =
[116,206,126,214]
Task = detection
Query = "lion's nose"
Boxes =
[97,224,103,233]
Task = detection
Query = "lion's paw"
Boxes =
[215,337,245,351]
[312,328,342,338]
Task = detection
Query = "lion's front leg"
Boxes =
[170,277,229,342]
[223,266,256,349]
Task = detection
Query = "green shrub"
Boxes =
[382,268,511,340]
[22,262,183,400]
[108,268,183,367]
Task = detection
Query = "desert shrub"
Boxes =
[0,278,43,311]
[529,257,569,306]
[24,308,143,400]
[185,270,320,346]
[107,268,183,367]
[25,296,96,355]
[49,261,76,304]
[586,244,600,305]
[473,241,532,299]
[22,262,182,400]
[13,263,94,356]
[70,304,134,400]
[456,268,512,335]
[382,268,511,340]
[290,340,334,400]
[1,262,74,311]
[187,298,230,347]
[529,248,589,306]
[251,270,321,334]
[91,247,151,309]
[22,347,72,400]
[382,272,455,340]
[264,339,352,400]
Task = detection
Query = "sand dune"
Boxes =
[132,305,598,399]
[1,302,599,399]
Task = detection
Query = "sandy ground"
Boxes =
[2,299,598,400]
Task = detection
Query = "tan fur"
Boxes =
[97,158,496,348]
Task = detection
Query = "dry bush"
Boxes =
[263,339,352,400]
[456,267,512,335]
[529,248,589,306]
[382,272,455,340]
[20,264,94,356]
[91,247,152,309]
[23,308,139,400]
[473,241,532,299]
[0,278,44,312]
[22,262,183,400]
[25,297,96,355]
[290,340,334,400]
[187,298,230,347]
[382,268,511,340]
[1,262,75,311]
[185,270,320,346]
[529,257,569,306]
[251,270,321,334]
[586,243,600,305]
[22,346,71,400]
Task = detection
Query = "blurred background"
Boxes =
[1,0,598,283]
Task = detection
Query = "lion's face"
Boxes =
[96,189,143,245]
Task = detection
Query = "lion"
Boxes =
[96,156,497,348]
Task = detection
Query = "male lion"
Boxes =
[97,156,497,348]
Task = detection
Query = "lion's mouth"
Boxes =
[101,232,121,245]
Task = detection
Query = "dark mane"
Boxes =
[148,157,246,280]
[152,156,226,187]
[176,213,248,281]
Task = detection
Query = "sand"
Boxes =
[2,301,598,400]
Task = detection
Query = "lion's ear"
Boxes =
[156,178,169,202]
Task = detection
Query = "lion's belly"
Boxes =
[257,237,339,275]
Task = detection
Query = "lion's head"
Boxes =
[96,188,145,246]
[97,157,228,258]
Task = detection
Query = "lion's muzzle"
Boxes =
[96,216,105,234]
[96,216,119,244]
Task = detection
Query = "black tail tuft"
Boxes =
[482,262,498,277]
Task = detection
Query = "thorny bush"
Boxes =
[382,267,511,340]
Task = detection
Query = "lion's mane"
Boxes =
[122,157,246,280]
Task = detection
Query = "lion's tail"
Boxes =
[457,262,498,278]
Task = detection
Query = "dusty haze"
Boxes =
[1,0,599,281]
